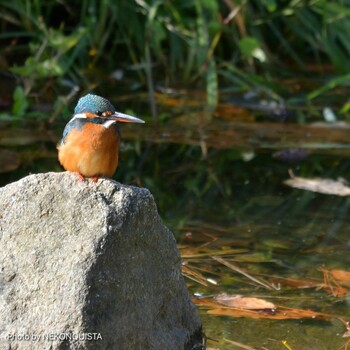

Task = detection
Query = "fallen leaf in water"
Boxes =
[343,330,350,338]
[215,293,276,310]
[284,173,350,196]
[322,285,349,298]
[331,269,350,287]
[271,275,349,297]
[182,265,209,286]
[207,305,329,320]
[195,297,331,320]
[270,276,321,289]
[320,268,350,297]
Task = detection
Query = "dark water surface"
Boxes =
[1,94,350,349]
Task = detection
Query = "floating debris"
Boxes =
[284,171,350,196]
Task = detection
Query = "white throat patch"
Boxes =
[102,120,116,128]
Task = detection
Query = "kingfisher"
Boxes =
[57,94,144,181]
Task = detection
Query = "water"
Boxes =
[1,94,350,349]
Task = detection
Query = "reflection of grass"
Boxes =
[2,1,350,117]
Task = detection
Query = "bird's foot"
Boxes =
[77,172,86,182]
[76,172,99,182]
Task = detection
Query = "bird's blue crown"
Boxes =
[74,94,116,115]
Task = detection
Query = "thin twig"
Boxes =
[224,338,258,350]
[212,256,277,290]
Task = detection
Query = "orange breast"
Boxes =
[58,122,120,178]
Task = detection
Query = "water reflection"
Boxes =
[1,98,350,349]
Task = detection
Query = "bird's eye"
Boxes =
[95,111,103,116]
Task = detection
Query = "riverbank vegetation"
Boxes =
[1,0,350,117]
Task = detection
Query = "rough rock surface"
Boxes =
[0,172,202,350]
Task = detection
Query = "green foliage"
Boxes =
[238,37,266,62]
[12,86,29,117]
[307,73,350,101]
[206,58,218,108]
[1,0,350,112]
[10,26,87,80]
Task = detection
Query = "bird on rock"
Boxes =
[57,93,144,182]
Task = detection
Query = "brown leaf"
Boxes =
[342,330,350,338]
[271,276,321,289]
[284,175,350,196]
[195,297,331,320]
[320,268,350,297]
[272,274,349,298]
[182,265,209,286]
[207,305,329,320]
[321,285,349,298]
[331,269,350,287]
[215,293,276,310]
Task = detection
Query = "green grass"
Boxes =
[1,0,350,115]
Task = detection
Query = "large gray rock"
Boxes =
[0,172,202,350]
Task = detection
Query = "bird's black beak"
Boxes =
[109,112,145,124]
